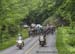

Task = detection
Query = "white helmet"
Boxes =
[18,33,21,36]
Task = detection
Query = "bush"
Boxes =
[56,27,75,54]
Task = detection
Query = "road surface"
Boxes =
[0,34,58,54]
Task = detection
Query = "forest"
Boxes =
[0,0,75,54]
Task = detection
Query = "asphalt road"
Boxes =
[0,34,58,54]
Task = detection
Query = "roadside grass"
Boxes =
[0,29,28,50]
[0,38,16,50]
[56,27,75,54]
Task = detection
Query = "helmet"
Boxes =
[18,33,22,36]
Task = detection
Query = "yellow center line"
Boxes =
[25,41,38,54]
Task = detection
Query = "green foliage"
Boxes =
[0,38,16,50]
[23,0,56,24]
[55,0,75,25]
[43,0,75,27]
[43,15,57,25]
[56,27,75,54]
